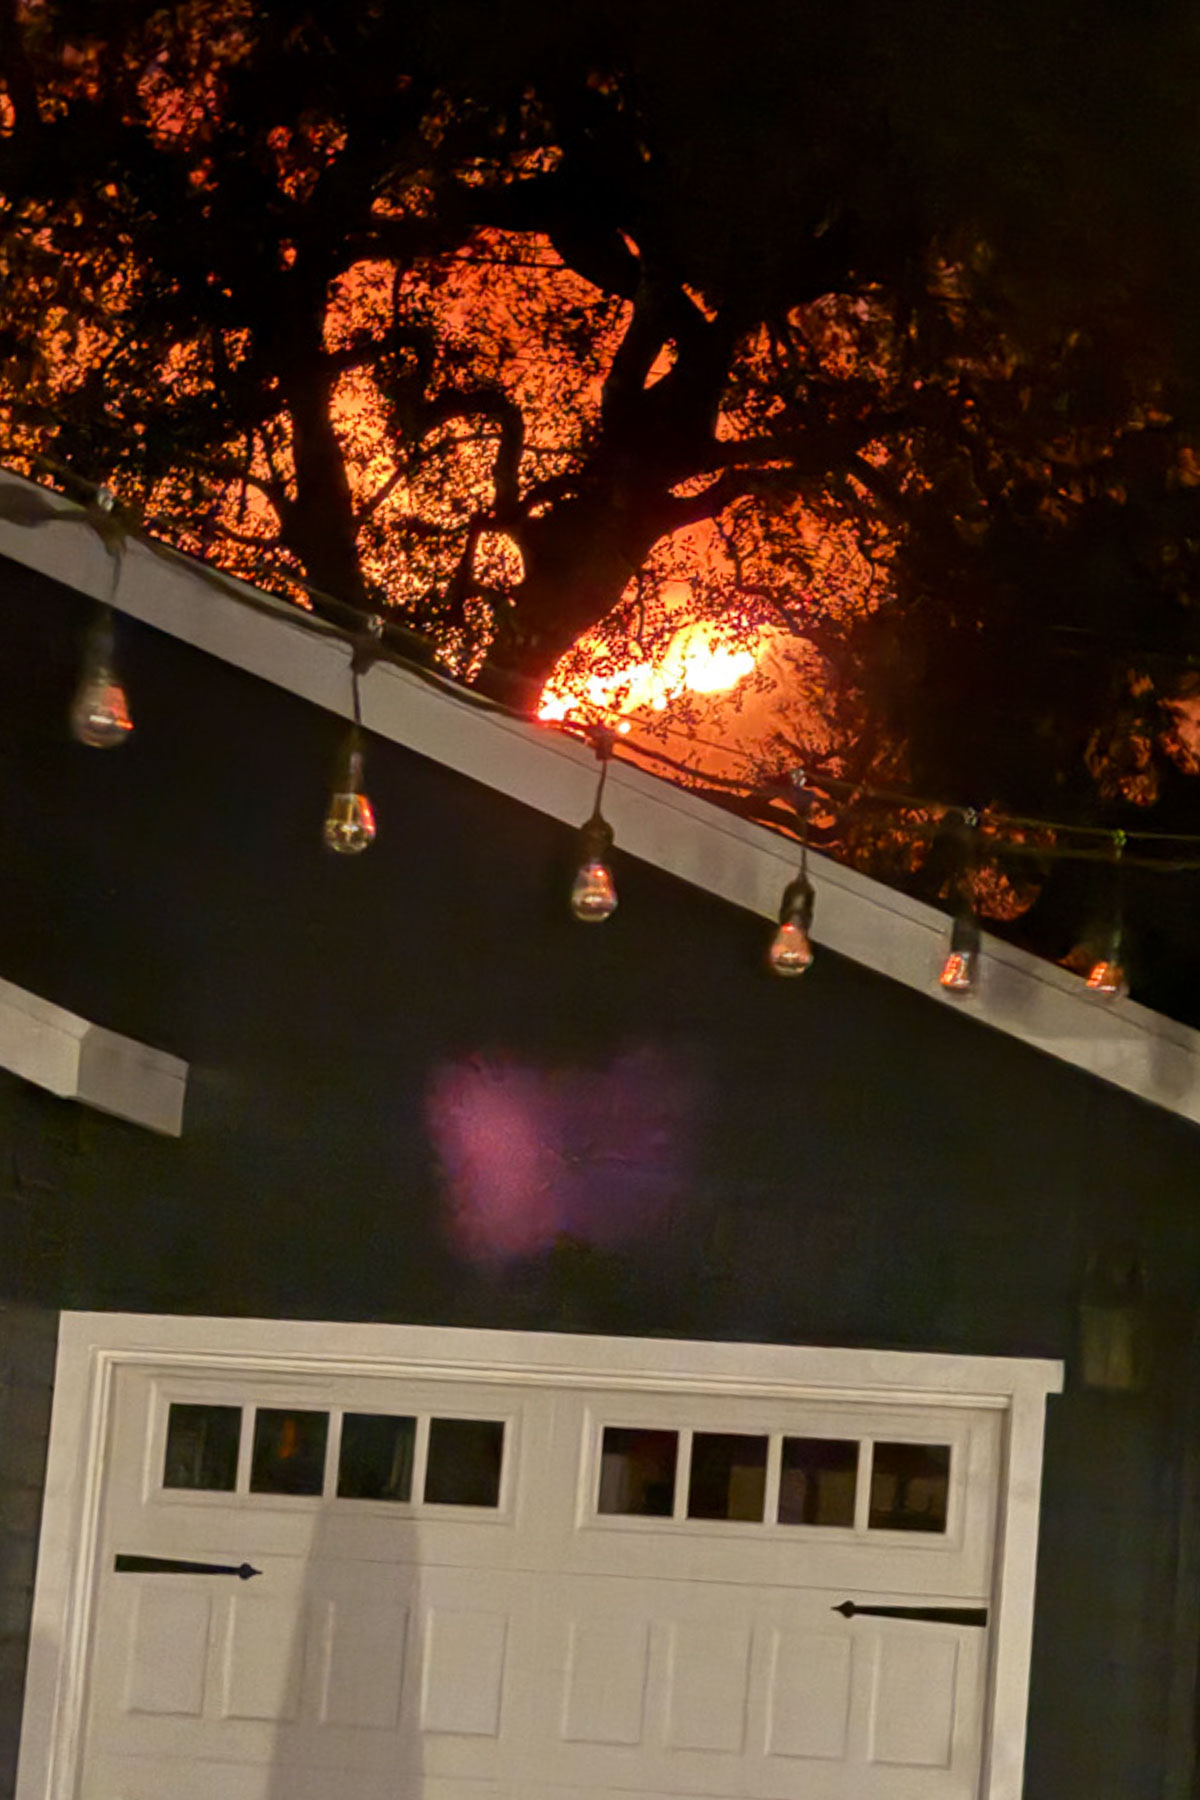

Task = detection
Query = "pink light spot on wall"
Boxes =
[426,1047,698,1263]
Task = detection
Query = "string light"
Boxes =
[769,774,816,976]
[1084,834,1129,998]
[70,603,133,748]
[939,809,981,993]
[67,489,136,748]
[324,660,376,854]
[1085,937,1129,998]
[14,457,1200,855]
[6,461,1194,1007]
[769,874,815,976]
[571,729,618,921]
[940,912,981,993]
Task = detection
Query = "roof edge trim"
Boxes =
[0,976,186,1136]
[0,469,1196,1126]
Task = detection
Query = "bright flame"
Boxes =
[539,619,759,726]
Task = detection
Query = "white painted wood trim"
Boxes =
[17,1312,1063,1800]
[0,976,186,1135]
[0,468,1196,1124]
[980,1372,1053,1800]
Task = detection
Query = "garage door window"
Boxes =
[869,1440,951,1532]
[595,1422,952,1533]
[687,1432,768,1521]
[159,1401,508,1509]
[337,1412,416,1501]
[778,1435,858,1526]
[425,1417,505,1506]
[598,1427,678,1515]
[161,1402,241,1491]
[250,1408,329,1495]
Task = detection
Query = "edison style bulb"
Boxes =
[70,664,133,748]
[769,871,816,977]
[768,917,814,976]
[1086,956,1128,999]
[323,749,376,854]
[939,915,981,993]
[571,858,618,921]
[939,948,976,992]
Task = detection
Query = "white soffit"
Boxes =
[1,467,1199,1128]
[0,975,186,1136]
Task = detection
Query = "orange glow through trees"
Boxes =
[538,616,761,734]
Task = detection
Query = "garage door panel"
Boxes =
[89,1752,516,1800]
[88,1560,533,1782]
[560,1527,986,1598]
[561,1616,652,1745]
[664,1618,753,1753]
[521,1574,985,1800]
[763,1627,854,1760]
[123,1586,212,1717]
[76,1358,1001,1800]
[220,1590,306,1722]
[548,1394,999,1599]
[140,1370,543,1546]
[420,1604,508,1736]
[868,1633,959,1767]
[129,1506,533,1570]
[315,1593,408,1729]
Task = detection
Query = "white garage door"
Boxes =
[18,1320,1061,1800]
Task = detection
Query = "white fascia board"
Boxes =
[1,467,1199,1127]
[0,976,186,1135]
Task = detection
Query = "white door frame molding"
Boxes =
[16,1312,1063,1800]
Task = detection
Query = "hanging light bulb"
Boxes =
[937,807,981,992]
[570,730,618,921]
[768,770,818,976]
[1086,934,1128,998]
[940,911,981,993]
[324,732,376,854]
[769,874,815,976]
[571,816,618,921]
[323,652,378,854]
[70,606,133,747]
[1084,832,1128,997]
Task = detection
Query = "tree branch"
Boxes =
[426,384,525,512]
[695,412,905,474]
[657,469,765,529]
[450,173,642,299]
[444,513,499,628]
[209,519,280,551]
[357,465,406,522]
[190,450,290,522]
[601,278,676,429]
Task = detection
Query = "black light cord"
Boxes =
[9,454,1200,876]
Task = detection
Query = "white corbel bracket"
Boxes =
[0,976,186,1136]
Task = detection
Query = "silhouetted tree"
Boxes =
[6,0,1200,1006]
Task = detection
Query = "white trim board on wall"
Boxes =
[0,975,185,1135]
[1,467,1199,1125]
[17,1312,1062,1800]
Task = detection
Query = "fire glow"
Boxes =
[538,619,760,733]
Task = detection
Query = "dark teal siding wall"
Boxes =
[0,554,1199,1799]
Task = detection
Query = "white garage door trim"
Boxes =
[17,1313,1063,1800]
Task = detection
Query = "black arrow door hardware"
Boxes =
[114,1555,261,1580]
[833,1600,987,1627]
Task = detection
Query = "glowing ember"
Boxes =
[539,619,759,728]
